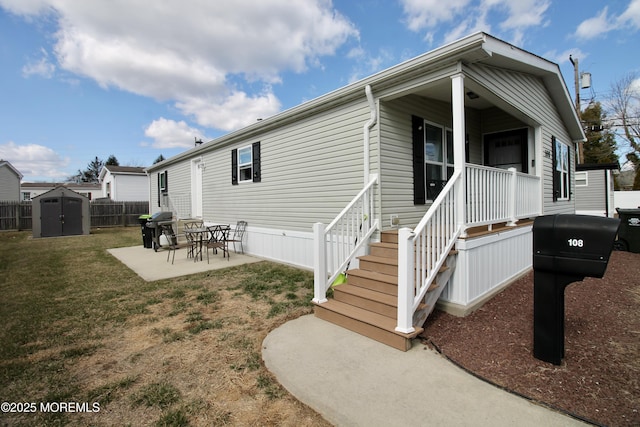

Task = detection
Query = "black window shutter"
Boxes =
[568,147,572,201]
[252,141,261,182]
[412,115,426,205]
[157,173,161,207]
[552,136,559,201]
[164,171,168,193]
[231,149,238,185]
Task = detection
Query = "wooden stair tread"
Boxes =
[316,299,422,338]
[334,284,397,307]
[347,269,398,284]
[358,254,398,265]
[370,242,397,249]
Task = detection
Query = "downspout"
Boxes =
[363,85,377,230]
[363,84,377,185]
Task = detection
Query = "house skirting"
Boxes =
[238,226,315,270]
[438,224,533,317]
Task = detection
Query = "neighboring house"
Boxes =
[147,32,584,350]
[99,165,149,201]
[20,182,101,201]
[0,160,23,201]
[575,163,618,217]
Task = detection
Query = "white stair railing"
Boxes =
[396,171,462,333]
[313,175,379,303]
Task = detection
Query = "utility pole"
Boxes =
[569,55,584,163]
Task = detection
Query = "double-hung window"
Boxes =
[553,137,570,201]
[232,141,261,185]
[238,146,253,182]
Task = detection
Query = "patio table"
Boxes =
[184,227,209,261]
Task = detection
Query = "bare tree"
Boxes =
[607,72,640,189]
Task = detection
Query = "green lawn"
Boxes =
[0,228,327,426]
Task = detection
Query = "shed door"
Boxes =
[40,196,84,237]
[41,198,63,237]
[62,197,83,235]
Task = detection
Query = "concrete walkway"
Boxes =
[108,244,261,281]
[263,315,588,427]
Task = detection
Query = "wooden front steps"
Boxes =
[314,230,456,351]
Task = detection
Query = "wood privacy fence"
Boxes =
[0,201,150,231]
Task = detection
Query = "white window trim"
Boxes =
[555,139,570,201]
[423,121,454,201]
[237,145,253,183]
[575,171,588,187]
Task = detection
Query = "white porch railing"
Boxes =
[396,165,540,333]
[466,164,540,227]
[313,175,379,303]
[396,171,462,333]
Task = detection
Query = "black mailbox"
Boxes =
[532,214,620,365]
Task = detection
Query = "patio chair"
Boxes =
[205,224,231,262]
[162,225,196,264]
[227,221,247,254]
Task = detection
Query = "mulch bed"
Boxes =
[420,250,640,427]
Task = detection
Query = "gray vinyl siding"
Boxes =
[150,162,191,212]
[466,63,575,216]
[378,95,486,228]
[575,170,607,211]
[182,98,372,232]
[0,166,20,201]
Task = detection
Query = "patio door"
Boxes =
[484,128,528,172]
[191,159,204,218]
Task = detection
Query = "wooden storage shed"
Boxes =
[32,186,90,238]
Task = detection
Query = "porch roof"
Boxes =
[148,32,584,172]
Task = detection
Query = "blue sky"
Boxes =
[1,0,639,182]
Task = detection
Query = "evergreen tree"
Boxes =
[153,154,165,164]
[105,155,119,166]
[581,102,619,164]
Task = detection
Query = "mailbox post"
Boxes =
[532,214,620,365]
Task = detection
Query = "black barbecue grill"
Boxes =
[145,211,174,251]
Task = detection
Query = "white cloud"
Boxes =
[0,141,70,181]
[176,90,282,132]
[575,1,640,40]
[618,0,640,30]
[575,7,613,40]
[346,47,394,83]
[543,48,588,67]
[400,0,473,32]
[144,118,207,150]
[21,48,56,78]
[3,0,358,132]
[399,0,549,46]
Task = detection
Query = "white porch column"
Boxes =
[451,72,467,233]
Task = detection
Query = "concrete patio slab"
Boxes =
[108,244,261,281]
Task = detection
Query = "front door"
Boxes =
[484,128,528,172]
